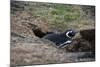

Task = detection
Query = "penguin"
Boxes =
[43,30,78,48]
[30,23,78,48]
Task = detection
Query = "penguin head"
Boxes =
[64,30,78,38]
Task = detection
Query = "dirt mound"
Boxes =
[80,29,95,41]
[11,28,95,66]
[11,39,94,66]
[11,11,51,38]
[66,29,95,52]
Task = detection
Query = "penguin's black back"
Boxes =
[43,33,71,46]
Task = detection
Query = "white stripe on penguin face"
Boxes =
[66,31,73,38]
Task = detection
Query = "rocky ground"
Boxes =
[10,1,95,67]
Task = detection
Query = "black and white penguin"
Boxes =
[31,24,78,48]
[43,30,78,48]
